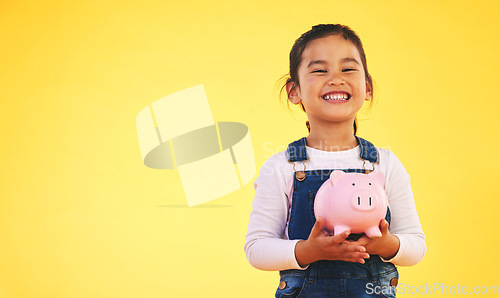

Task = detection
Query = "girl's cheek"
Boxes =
[306,76,318,84]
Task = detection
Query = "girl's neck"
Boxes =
[305,121,358,152]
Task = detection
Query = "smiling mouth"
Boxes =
[322,92,351,101]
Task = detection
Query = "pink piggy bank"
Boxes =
[314,170,387,238]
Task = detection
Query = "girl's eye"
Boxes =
[342,68,357,72]
[311,69,327,73]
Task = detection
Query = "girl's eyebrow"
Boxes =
[341,57,360,65]
[307,58,360,68]
[307,60,328,68]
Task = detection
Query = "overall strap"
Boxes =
[355,136,379,163]
[287,137,308,162]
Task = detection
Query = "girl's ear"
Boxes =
[365,78,373,101]
[329,170,346,186]
[286,80,301,105]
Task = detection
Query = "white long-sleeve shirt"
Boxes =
[244,144,426,271]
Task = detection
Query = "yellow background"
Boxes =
[1,0,499,297]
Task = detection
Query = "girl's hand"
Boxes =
[347,219,400,260]
[295,217,370,267]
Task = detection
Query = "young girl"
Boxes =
[244,24,426,297]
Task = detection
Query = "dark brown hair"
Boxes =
[280,24,373,135]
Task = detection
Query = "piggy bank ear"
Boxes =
[368,170,385,187]
[329,170,346,186]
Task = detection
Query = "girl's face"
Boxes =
[289,35,371,128]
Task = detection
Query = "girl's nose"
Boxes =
[328,73,345,85]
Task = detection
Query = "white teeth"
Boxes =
[323,93,349,100]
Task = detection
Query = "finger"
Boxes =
[379,219,390,234]
[350,252,370,259]
[347,235,370,247]
[330,230,351,244]
[338,252,370,263]
[310,217,324,238]
[341,243,367,253]
[353,257,368,264]
[339,257,365,264]
[351,257,370,264]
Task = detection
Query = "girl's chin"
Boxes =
[308,116,358,125]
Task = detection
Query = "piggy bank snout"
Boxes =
[351,189,378,211]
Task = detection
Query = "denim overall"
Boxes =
[275,137,398,298]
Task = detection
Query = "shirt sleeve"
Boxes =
[380,150,426,266]
[244,154,306,271]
